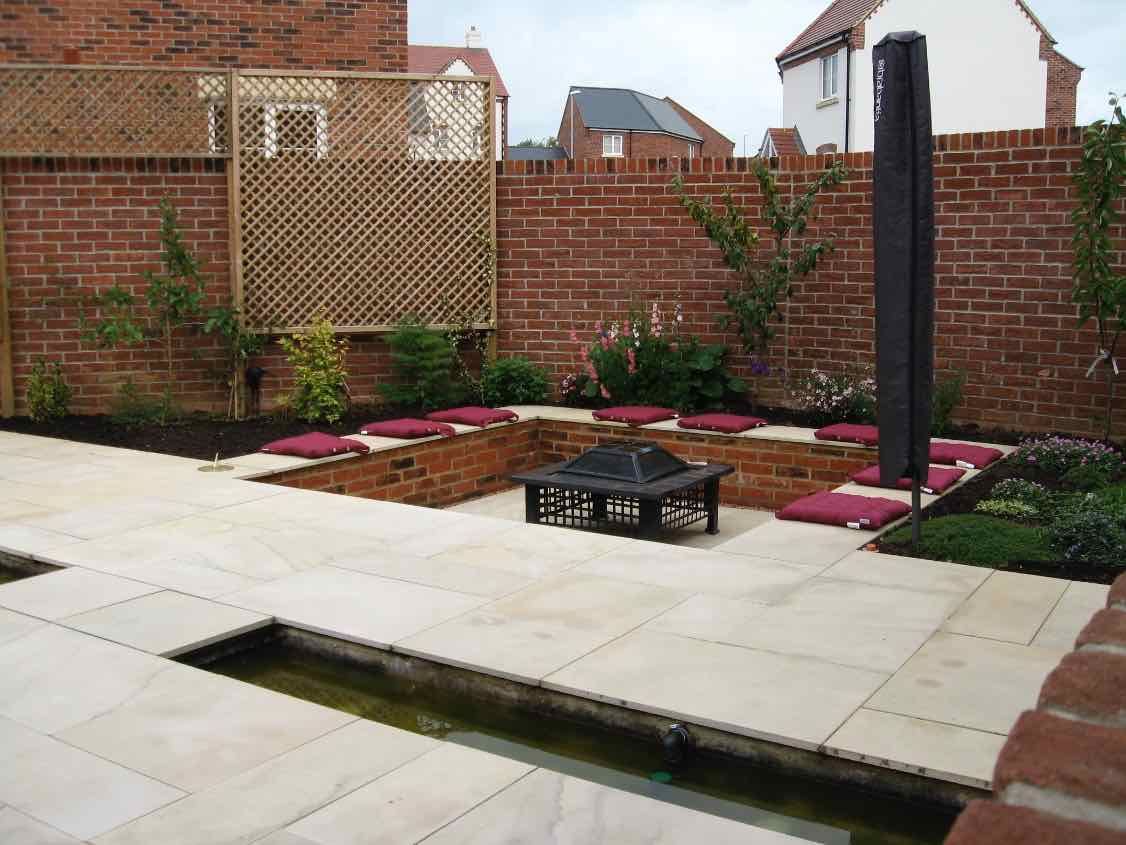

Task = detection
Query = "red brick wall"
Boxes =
[1041,36,1082,130]
[1,157,233,413]
[945,572,1126,844]
[665,98,735,158]
[0,0,408,72]
[265,419,872,511]
[496,128,1126,438]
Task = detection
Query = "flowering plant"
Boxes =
[1013,436,1122,477]
[791,368,877,425]
[570,302,745,412]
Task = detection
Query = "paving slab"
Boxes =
[712,519,870,567]
[95,720,436,845]
[222,565,485,649]
[329,547,533,599]
[0,624,177,734]
[0,523,82,557]
[578,540,820,603]
[943,570,1069,644]
[643,593,770,642]
[287,742,534,845]
[417,766,811,844]
[0,806,83,844]
[714,577,968,673]
[824,550,990,596]
[1031,580,1111,649]
[0,607,44,647]
[865,632,1069,735]
[0,716,183,841]
[397,572,689,683]
[15,497,204,541]
[545,629,888,749]
[64,590,270,657]
[0,567,159,621]
[56,664,355,791]
[824,707,1007,790]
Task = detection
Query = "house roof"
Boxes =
[506,145,568,161]
[760,127,807,157]
[570,87,703,142]
[408,45,509,97]
[777,0,1059,63]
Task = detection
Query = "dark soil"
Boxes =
[0,405,416,462]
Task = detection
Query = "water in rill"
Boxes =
[204,641,957,844]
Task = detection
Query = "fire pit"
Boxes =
[510,441,734,537]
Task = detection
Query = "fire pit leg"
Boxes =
[705,480,720,535]
[639,498,661,537]
[592,493,608,525]
[524,485,542,525]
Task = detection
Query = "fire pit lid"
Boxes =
[559,440,688,484]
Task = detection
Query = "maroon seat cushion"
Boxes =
[850,464,966,495]
[425,406,518,427]
[813,423,879,447]
[677,413,768,434]
[259,432,370,459]
[591,406,678,426]
[359,418,456,439]
[929,442,1004,469]
[777,491,910,529]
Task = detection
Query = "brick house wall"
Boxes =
[495,128,1126,438]
[558,103,701,160]
[1041,35,1082,129]
[0,0,408,72]
[665,98,735,158]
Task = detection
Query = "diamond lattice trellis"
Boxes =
[234,72,496,331]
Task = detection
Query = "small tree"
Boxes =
[203,303,266,420]
[144,197,205,385]
[279,316,349,423]
[1072,93,1126,440]
[672,158,845,379]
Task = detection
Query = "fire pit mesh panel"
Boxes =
[560,441,686,483]
[530,481,710,534]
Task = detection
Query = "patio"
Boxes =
[0,409,1108,841]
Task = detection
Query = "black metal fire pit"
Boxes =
[510,441,734,538]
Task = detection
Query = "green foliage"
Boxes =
[514,136,560,148]
[381,318,459,411]
[671,158,846,360]
[974,499,1040,521]
[1045,495,1126,565]
[576,306,745,412]
[143,198,206,382]
[279,316,349,423]
[791,368,877,425]
[990,478,1050,511]
[109,379,174,428]
[482,357,549,406]
[25,359,71,422]
[1072,93,1126,439]
[931,369,966,435]
[1014,435,1123,476]
[203,303,267,420]
[79,284,145,349]
[1062,460,1120,492]
[884,514,1051,567]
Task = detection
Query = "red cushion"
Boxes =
[592,406,678,426]
[677,413,768,434]
[359,418,456,439]
[425,406,518,427]
[777,491,910,529]
[929,442,1004,469]
[259,432,370,459]
[850,464,966,494]
[814,423,879,447]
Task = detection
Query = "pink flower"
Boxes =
[627,347,637,375]
[595,320,603,333]
[622,321,632,337]
[600,335,611,351]
[569,329,579,343]
[600,384,611,399]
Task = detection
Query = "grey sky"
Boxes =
[409,0,1124,152]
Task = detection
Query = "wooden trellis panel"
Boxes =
[0,65,228,157]
[234,71,496,332]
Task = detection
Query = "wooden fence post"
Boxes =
[0,162,14,417]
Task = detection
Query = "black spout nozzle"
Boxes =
[245,366,266,390]
[661,723,692,767]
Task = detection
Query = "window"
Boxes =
[602,134,623,157]
[263,103,328,158]
[820,54,838,100]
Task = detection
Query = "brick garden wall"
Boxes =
[0,0,408,72]
[264,419,874,512]
[496,127,1126,438]
[945,572,1126,844]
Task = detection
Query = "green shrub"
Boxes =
[482,357,549,406]
[110,379,173,428]
[25,359,71,422]
[989,478,1049,511]
[381,318,459,411]
[1045,497,1126,565]
[884,514,1050,567]
[279,316,349,423]
[974,499,1040,521]
[1014,435,1123,477]
[1061,461,1120,491]
[792,368,877,425]
[931,369,966,435]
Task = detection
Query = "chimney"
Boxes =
[465,26,483,48]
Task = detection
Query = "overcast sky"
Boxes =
[409,0,1124,153]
